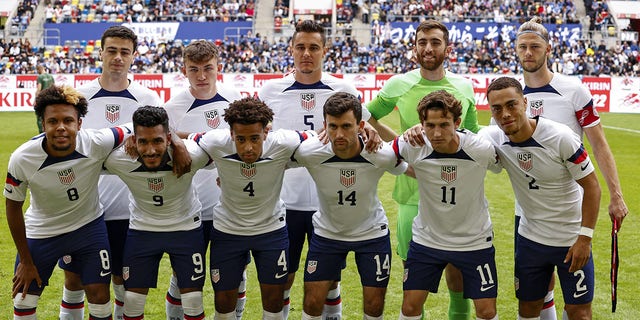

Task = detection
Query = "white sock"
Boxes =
[14,294,39,320]
[236,270,247,319]
[518,316,540,320]
[322,284,342,319]
[398,314,421,320]
[123,291,147,318]
[477,315,499,320]
[282,289,291,320]
[214,311,236,320]
[88,301,112,318]
[60,288,84,320]
[539,290,557,320]
[181,291,204,318]
[364,314,383,319]
[166,274,183,320]
[113,284,125,320]
[562,310,568,320]
[302,311,322,320]
[263,310,284,320]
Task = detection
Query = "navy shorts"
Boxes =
[515,234,594,304]
[304,232,391,288]
[210,227,289,291]
[286,209,315,273]
[24,216,111,292]
[122,226,205,289]
[403,241,498,299]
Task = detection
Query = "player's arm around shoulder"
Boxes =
[467,130,502,173]
[375,141,408,176]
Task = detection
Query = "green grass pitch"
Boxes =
[0,110,638,319]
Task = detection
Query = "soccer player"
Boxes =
[258,19,379,320]
[192,97,314,320]
[163,40,246,319]
[5,85,131,320]
[58,25,163,320]
[394,90,500,320]
[103,106,210,319]
[293,92,407,320]
[366,19,480,319]
[515,17,629,319]
[479,77,601,320]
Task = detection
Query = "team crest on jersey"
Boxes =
[105,104,121,123]
[62,255,72,264]
[440,165,457,183]
[122,267,129,280]
[340,169,356,188]
[300,93,316,111]
[241,163,256,178]
[204,110,221,128]
[307,260,317,274]
[147,177,164,193]
[211,269,220,283]
[529,99,544,117]
[57,168,75,185]
[517,152,533,171]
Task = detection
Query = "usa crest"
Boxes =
[307,260,318,274]
[204,110,221,128]
[241,163,256,179]
[517,152,533,171]
[340,169,356,188]
[122,267,129,281]
[147,177,164,193]
[300,93,316,111]
[528,99,544,117]
[211,269,220,283]
[105,104,121,123]
[440,165,457,183]
[57,168,75,185]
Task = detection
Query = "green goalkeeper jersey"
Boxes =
[367,69,480,205]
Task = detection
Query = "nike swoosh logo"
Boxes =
[573,291,589,298]
[125,127,132,134]
[376,275,389,282]
[480,285,495,292]
[275,272,287,279]
[4,187,12,193]
[580,161,590,171]
[191,274,204,281]
[100,271,111,277]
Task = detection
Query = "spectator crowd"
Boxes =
[4,0,638,77]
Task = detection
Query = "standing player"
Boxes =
[193,97,314,320]
[58,25,163,320]
[293,93,407,320]
[258,19,379,320]
[515,17,629,319]
[35,65,54,133]
[394,91,499,320]
[5,85,131,319]
[104,106,209,319]
[163,40,246,320]
[366,19,480,319]
[480,77,601,320]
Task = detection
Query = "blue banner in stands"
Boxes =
[43,21,253,46]
[375,22,581,46]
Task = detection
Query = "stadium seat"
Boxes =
[80,40,87,47]
[88,39,95,46]
[95,39,101,48]
[86,45,94,53]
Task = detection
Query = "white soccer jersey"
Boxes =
[293,137,407,242]
[524,73,600,137]
[4,126,130,239]
[194,129,311,236]
[478,118,595,247]
[79,79,162,221]
[164,85,242,221]
[394,130,500,251]
[104,139,210,232]
[259,73,371,211]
